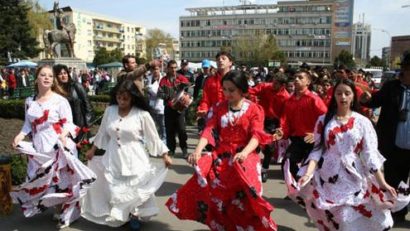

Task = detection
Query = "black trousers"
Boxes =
[262,118,279,169]
[283,136,314,180]
[384,146,410,218]
[164,106,188,153]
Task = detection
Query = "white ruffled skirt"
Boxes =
[81,156,167,227]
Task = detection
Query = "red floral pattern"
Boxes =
[354,138,364,155]
[327,117,355,147]
[31,110,49,133]
[166,100,277,231]
[352,204,373,218]
[52,118,67,134]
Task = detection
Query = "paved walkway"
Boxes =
[1,126,408,230]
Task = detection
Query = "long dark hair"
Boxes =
[316,79,360,150]
[222,70,249,93]
[109,79,151,112]
[53,64,73,97]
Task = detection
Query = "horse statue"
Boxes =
[43,2,76,58]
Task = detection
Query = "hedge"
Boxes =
[0,97,106,185]
[0,99,26,119]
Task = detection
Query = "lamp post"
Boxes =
[373,28,391,68]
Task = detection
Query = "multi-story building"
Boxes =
[171,39,180,61]
[382,47,391,69]
[179,0,354,66]
[45,6,146,63]
[351,22,371,67]
[390,35,410,69]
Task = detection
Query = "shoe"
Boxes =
[392,214,406,224]
[261,171,268,183]
[182,148,189,159]
[129,217,141,231]
[52,213,60,221]
[56,222,69,229]
[283,196,291,200]
[168,151,175,157]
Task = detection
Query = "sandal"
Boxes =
[129,216,141,231]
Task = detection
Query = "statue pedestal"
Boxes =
[38,58,87,70]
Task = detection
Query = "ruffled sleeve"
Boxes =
[250,103,273,146]
[93,106,111,150]
[58,96,79,138]
[307,115,325,162]
[20,97,33,135]
[200,105,219,147]
[359,115,385,174]
[140,110,169,156]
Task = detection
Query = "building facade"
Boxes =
[390,35,410,69]
[382,46,391,69]
[179,0,354,66]
[45,7,146,63]
[351,22,371,67]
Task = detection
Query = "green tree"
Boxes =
[145,28,174,60]
[231,34,286,67]
[0,0,42,64]
[368,55,384,67]
[93,47,123,66]
[334,50,356,69]
[26,0,52,38]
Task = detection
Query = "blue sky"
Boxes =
[38,0,410,57]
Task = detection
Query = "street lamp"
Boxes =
[373,28,391,68]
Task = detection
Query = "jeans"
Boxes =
[152,113,166,142]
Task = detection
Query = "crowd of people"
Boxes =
[7,50,410,231]
[0,66,117,99]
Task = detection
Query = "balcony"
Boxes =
[94,25,122,34]
[93,35,122,43]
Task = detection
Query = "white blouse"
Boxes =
[93,106,168,178]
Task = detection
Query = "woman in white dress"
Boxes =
[11,65,96,229]
[83,79,172,230]
[285,79,410,230]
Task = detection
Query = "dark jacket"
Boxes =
[363,79,405,156]
[67,82,94,128]
[117,65,148,94]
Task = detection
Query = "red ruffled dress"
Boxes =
[166,99,277,231]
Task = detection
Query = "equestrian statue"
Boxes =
[43,2,76,58]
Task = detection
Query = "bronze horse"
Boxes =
[43,24,76,58]
[43,4,76,58]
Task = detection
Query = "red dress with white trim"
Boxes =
[166,99,277,231]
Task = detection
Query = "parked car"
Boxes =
[362,68,383,88]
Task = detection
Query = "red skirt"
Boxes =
[166,152,277,231]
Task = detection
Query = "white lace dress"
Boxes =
[10,93,96,226]
[285,112,410,231]
[81,106,169,227]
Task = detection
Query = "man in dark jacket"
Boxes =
[361,51,410,223]
[117,55,161,94]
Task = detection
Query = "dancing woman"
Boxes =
[166,70,277,231]
[82,79,172,230]
[285,79,410,230]
[11,65,96,229]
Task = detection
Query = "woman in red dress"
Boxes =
[166,70,277,231]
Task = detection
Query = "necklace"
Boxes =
[335,112,352,121]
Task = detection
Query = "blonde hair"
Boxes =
[34,65,65,95]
